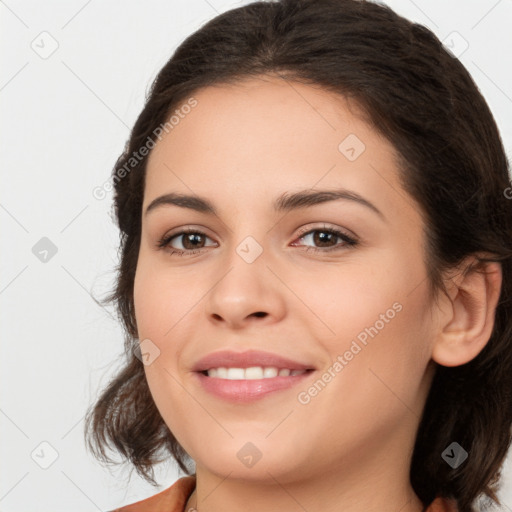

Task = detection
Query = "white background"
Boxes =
[1,0,512,510]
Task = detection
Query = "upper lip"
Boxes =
[192,350,316,372]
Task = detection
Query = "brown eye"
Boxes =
[176,232,207,250]
[292,227,358,253]
[157,229,217,255]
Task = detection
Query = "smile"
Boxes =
[203,366,309,379]
[195,368,315,402]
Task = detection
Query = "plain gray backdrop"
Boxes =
[1,0,512,510]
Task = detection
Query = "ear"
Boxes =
[431,256,503,367]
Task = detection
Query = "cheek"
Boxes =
[299,248,432,407]
[292,249,418,346]
[133,261,199,453]
[292,288,432,464]
[133,254,199,340]
[332,282,432,412]
[133,262,160,338]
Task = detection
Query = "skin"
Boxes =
[133,74,502,512]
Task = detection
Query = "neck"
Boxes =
[185,474,425,512]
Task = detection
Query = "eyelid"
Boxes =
[159,224,217,242]
[294,223,356,241]
[156,226,217,250]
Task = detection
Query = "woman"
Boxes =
[84,0,512,511]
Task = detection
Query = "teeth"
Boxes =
[246,366,264,379]
[205,366,308,379]
[226,368,245,380]
[263,367,278,378]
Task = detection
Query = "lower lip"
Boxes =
[194,371,315,402]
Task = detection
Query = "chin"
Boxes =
[194,441,308,482]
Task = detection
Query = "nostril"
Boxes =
[252,312,267,318]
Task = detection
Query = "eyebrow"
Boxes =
[144,188,386,221]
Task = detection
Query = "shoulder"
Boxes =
[424,496,459,512]
[109,475,197,512]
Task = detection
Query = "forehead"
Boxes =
[149,75,384,167]
[144,75,415,225]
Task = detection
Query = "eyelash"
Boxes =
[156,225,358,257]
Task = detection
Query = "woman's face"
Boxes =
[134,75,438,484]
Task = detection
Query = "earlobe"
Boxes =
[431,257,503,368]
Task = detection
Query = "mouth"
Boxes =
[194,366,316,402]
[191,349,317,402]
[198,367,313,379]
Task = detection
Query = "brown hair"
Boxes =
[84,1,512,510]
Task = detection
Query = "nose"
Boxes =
[204,247,287,330]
